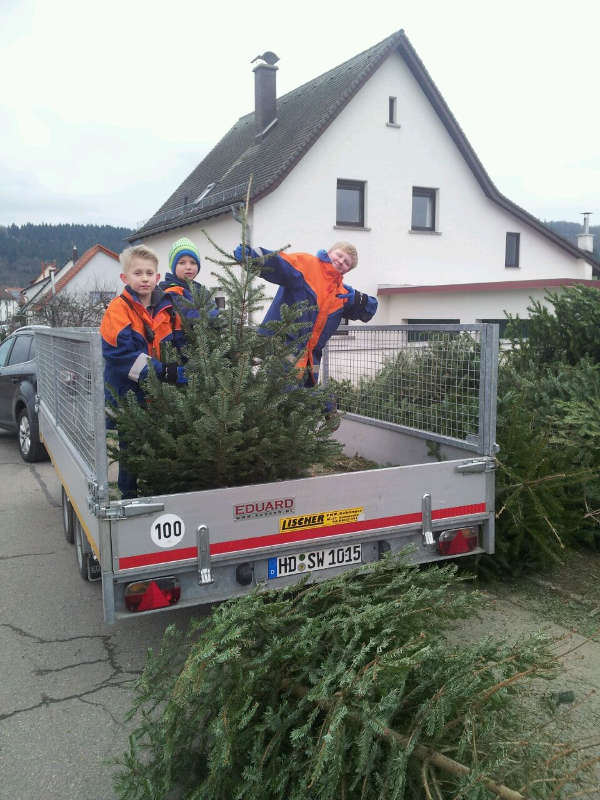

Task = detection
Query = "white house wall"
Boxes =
[378,287,555,325]
[254,51,590,300]
[140,49,594,323]
[138,211,281,319]
[65,252,122,296]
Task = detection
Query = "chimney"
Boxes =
[577,212,595,253]
[49,265,57,295]
[252,51,279,137]
[72,244,79,263]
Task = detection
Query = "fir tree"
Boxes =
[109,223,342,495]
[113,555,599,799]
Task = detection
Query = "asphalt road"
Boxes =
[0,430,201,800]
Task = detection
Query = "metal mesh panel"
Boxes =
[324,325,483,443]
[36,331,98,473]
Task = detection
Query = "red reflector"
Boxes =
[125,578,181,612]
[437,527,479,556]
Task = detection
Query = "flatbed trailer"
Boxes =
[33,323,498,624]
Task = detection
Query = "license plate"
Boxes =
[268,543,361,579]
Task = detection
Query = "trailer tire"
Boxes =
[62,487,75,544]
[74,515,90,581]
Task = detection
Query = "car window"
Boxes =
[7,335,32,365]
[0,336,14,367]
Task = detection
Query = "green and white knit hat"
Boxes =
[168,237,201,274]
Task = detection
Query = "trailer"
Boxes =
[33,323,498,624]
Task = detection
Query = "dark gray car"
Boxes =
[0,326,48,462]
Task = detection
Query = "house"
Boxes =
[0,287,22,329]
[130,29,599,329]
[21,244,120,321]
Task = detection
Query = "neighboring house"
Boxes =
[21,244,120,320]
[0,287,22,328]
[130,29,599,328]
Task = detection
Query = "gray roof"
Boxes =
[132,30,599,272]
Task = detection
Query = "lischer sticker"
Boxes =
[151,513,186,549]
[279,507,364,533]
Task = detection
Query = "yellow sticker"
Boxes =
[279,507,364,533]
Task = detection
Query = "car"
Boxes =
[0,326,49,462]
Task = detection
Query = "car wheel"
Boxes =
[74,515,91,581]
[62,486,75,544]
[17,406,47,463]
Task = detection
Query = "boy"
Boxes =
[233,241,377,389]
[100,244,187,498]
[159,236,219,322]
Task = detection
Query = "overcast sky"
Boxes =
[1,0,599,230]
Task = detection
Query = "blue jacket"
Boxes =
[159,272,219,322]
[100,286,184,404]
[257,249,377,382]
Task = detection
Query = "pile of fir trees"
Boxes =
[114,554,599,799]
[109,231,342,495]
[492,285,600,574]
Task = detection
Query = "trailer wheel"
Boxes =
[74,515,90,581]
[62,487,75,544]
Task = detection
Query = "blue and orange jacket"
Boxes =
[159,272,219,322]
[100,286,184,403]
[257,249,377,383]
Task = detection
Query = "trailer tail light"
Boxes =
[437,527,479,556]
[124,577,181,612]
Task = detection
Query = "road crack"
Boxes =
[0,622,141,722]
[0,551,55,561]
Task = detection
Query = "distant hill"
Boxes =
[0,223,133,287]
[544,220,600,259]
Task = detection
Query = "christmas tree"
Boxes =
[109,218,342,496]
[114,554,599,799]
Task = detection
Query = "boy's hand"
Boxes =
[233,244,258,262]
[336,288,355,304]
[337,288,369,312]
[161,362,188,385]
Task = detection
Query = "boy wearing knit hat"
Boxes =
[160,237,218,323]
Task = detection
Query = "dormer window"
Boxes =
[195,183,216,203]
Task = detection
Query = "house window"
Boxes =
[336,179,365,227]
[505,233,520,267]
[480,318,529,338]
[195,182,216,203]
[388,96,397,124]
[89,290,115,307]
[411,187,436,231]
[406,318,459,342]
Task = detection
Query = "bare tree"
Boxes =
[28,283,116,328]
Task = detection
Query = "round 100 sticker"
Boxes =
[151,513,186,548]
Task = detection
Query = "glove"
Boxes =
[161,362,188,385]
[336,287,356,304]
[233,244,258,262]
